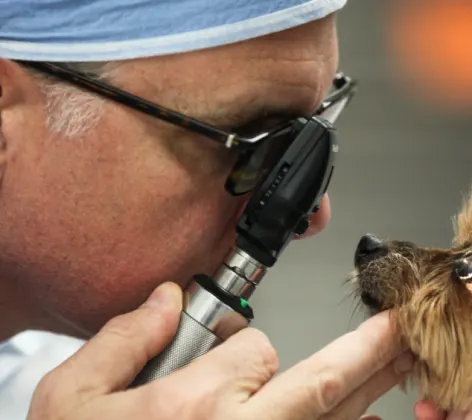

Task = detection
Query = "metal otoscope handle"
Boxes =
[130,247,266,386]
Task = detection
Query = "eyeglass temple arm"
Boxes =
[315,74,358,125]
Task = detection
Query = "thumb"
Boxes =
[56,282,183,396]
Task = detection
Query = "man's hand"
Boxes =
[27,282,414,420]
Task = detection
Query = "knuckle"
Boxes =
[100,314,152,364]
[243,328,279,374]
[102,313,144,341]
[35,371,59,398]
[29,372,63,416]
[312,371,343,413]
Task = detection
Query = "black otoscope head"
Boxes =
[234,73,357,268]
[235,116,337,267]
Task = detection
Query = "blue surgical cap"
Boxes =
[0,0,347,62]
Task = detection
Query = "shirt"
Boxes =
[0,331,85,420]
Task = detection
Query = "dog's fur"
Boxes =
[349,188,472,411]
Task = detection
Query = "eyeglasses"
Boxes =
[16,60,358,196]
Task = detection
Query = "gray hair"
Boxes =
[30,61,121,139]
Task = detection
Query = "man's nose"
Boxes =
[354,233,386,265]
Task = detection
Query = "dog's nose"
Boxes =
[358,234,383,254]
[355,234,385,265]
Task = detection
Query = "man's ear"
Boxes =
[0,59,44,182]
[0,59,39,111]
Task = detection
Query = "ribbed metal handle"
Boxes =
[129,260,259,387]
[130,311,222,386]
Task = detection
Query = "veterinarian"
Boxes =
[0,1,418,419]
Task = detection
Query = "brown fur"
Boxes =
[349,187,472,411]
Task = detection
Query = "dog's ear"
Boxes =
[452,187,472,248]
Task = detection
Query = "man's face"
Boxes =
[0,15,338,338]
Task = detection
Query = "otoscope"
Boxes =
[131,74,357,385]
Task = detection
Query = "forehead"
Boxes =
[114,17,338,128]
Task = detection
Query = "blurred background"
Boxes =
[2,1,472,419]
[251,0,472,419]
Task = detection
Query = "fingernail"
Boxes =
[394,350,415,374]
[144,282,182,309]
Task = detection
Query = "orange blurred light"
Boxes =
[387,0,472,109]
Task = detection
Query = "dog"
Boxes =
[349,189,472,412]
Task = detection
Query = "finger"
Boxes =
[248,310,404,419]
[55,282,183,396]
[296,194,331,239]
[414,400,447,420]
[151,327,279,402]
[321,351,414,420]
[360,416,383,420]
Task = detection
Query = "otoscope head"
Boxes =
[233,73,357,268]
[235,117,337,267]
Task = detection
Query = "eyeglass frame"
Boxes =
[14,60,357,195]
[15,60,357,149]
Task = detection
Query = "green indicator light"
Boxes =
[240,298,248,308]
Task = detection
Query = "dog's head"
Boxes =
[349,192,472,411]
